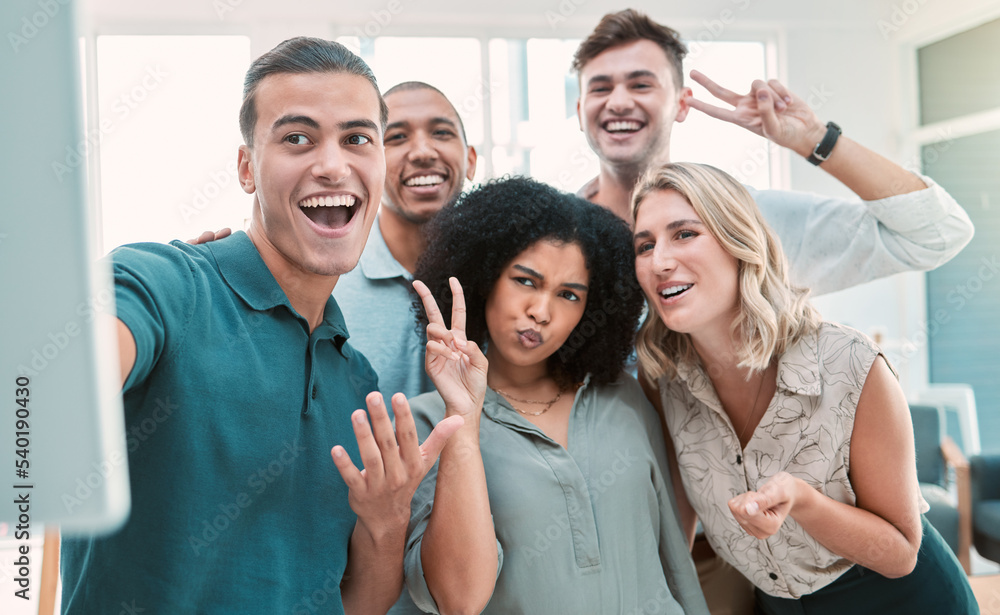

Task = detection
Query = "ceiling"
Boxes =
[83,0,894,37]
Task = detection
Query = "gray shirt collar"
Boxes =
[358,216,412,282]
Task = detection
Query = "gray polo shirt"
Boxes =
[334,218,433,400]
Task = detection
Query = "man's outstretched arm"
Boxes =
[115,318,136,388]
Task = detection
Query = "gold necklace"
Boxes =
[493,386,564,416]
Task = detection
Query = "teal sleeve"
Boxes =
[110,242,198,392]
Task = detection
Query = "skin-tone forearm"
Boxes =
[115,317,136,388]
[411,278,497,613]
[687,71,928,201]
[757,474,921,578]
[341,522,408,615]
[421,422,497,613]
[333,393,464,615]
[729,358,923,579]
[790,128,927,201]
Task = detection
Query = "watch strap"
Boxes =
[807,121,841,166]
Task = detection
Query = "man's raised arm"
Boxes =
[686,70,973,294]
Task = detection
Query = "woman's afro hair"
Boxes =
[412,175,643,386]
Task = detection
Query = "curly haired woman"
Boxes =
[391,176,709,615]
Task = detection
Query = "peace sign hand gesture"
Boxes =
[413,277,489,420]
[685,70,828,159]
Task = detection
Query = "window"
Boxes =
[91,34,769,251]
[346,36,769,193]
[918,17,1000,454]
[94,35,251,253]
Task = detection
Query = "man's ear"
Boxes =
[465,145,478,181]
[237,145,255,193]
[674,86,693,124]
[576,97,583,132]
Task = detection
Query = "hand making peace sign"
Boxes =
[412,276,489,420]
[685,69,829,159]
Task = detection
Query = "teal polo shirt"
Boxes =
[61,232,378,614]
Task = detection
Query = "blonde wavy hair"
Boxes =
[631,162,820,381]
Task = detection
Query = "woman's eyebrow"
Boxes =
[513,264,588,292]
[513,264,542,278]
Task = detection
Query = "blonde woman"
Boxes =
[632,162,977,614]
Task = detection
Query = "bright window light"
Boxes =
[92,34,766,250]
[676,41,770,189]
[95,35,251,254]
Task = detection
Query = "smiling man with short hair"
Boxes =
[335,81,477,400]
[60,37,461,615]
[574,9,973,296]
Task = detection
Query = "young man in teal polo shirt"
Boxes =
[60,37,462,614]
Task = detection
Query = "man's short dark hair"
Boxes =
[413,176,644,387]
[572,9,687,89]
[239,37,389,148]
[383,81,469,145]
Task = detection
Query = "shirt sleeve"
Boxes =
[749,174,974,296]
[110,242,198,392]
[401,395,504,614]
